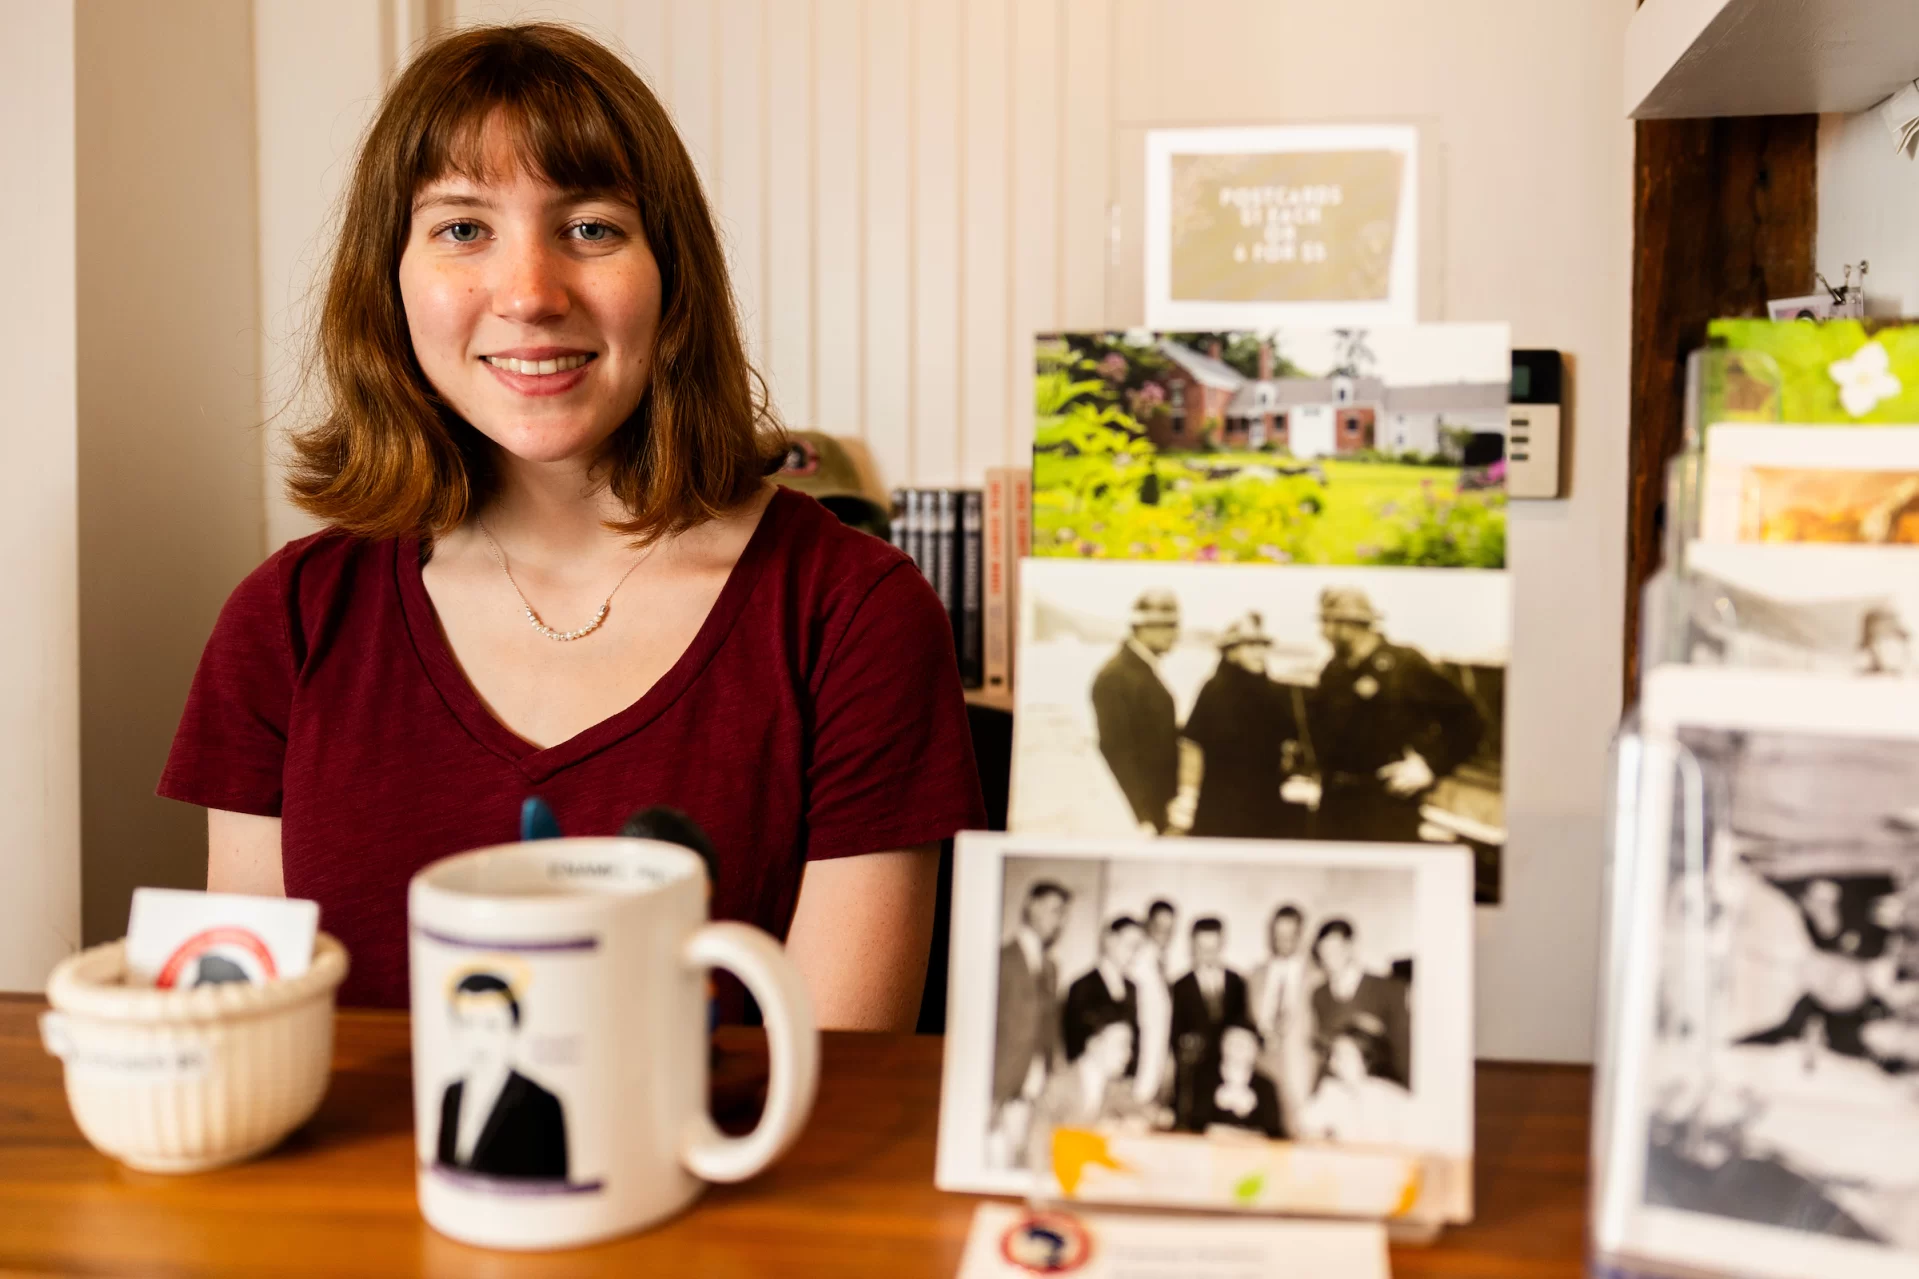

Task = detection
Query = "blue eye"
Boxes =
[570,220,618,243]
[444,221,482,243]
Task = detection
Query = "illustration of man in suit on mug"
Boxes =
[436,972,570,1181]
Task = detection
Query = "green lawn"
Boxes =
[1032,450,1479,566]
[1307,460,1461,561]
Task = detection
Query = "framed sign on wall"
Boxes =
[1144,124,1419,330]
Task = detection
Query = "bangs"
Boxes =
[406,41,644,205]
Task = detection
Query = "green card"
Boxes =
[1709,319,1919,424]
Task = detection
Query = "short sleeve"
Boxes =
[157,551,297,817]
[803,562,987,861]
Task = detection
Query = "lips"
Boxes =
[480,351,596,398]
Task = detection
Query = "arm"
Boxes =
[784,844,939,1032]
[1406,657,1484,779]
[1091,673,1158,828]
[1170,739,1203,833]
[207,809,286,896]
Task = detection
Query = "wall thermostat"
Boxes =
[1507,350,1565,500]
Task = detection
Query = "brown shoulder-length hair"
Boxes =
[288,22,783,543]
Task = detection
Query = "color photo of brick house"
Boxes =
[1151,338,1506,459]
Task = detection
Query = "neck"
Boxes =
[479,448,637,567]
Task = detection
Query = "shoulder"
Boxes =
[1096,647,1145,684]
[1374,642,1435,675]
[231,529,399,663]
[759,487,928,629]
[508,1071,565,1111]
[761,485,911,594]
[229,527,395,611]
[205,528,368,654]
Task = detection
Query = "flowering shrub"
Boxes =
[1369,484,1507,568]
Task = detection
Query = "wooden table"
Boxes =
[0,995,1592,1276]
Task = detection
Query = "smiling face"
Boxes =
[398,119,664,472]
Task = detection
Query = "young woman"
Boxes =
[160,24,984,1030]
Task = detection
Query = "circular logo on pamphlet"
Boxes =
[999,1211,1092,1273]
[154,927,277,989]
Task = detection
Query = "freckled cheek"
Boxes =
[580,267,664,355]
[403,268,487,361]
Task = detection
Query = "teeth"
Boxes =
[484,353,591,375]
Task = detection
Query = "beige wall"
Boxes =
[255,0,394,552]
[0,2,83,989]
[75,0,265,943]
[1819,106,1919,315]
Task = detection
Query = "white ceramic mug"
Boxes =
[407,837,818,1251]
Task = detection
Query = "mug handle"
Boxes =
[679,922,820,1183]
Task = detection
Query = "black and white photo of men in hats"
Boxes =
[1091,589,1183,834]
[1307,586,1484,843]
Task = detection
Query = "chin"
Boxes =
[475,417,621,466]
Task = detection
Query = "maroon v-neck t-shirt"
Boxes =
[159,487,986,1012]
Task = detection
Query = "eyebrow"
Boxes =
[411,185,635,213]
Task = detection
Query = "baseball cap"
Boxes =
[772,431,890,536]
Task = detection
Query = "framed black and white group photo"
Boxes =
[936,832,1473,1203]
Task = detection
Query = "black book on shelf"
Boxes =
[931,490,958,654]
[888,488,908,555]
[958,489,983,688]
[905,489,927,576]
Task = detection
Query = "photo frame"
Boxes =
[935,832,1474,1221]
[1598,667,1919,1279]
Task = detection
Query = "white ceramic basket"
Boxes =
[41,933,349,1172]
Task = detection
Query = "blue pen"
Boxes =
[520,796,562,842]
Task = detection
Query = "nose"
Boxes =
[492,237,569,325]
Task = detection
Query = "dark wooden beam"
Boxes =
[1625,114,1817,699]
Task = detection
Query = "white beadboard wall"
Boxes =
[434,0,1108,493]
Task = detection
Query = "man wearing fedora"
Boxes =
[1091,589,1184,834]
[1177,611,1311,838]
[1308,587,1483,843]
